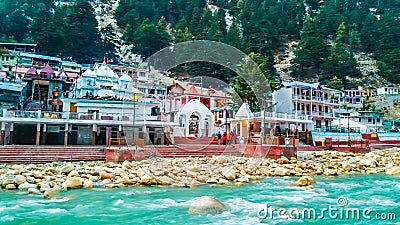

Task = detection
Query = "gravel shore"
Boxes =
[1,149,400,198]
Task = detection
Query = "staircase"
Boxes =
[24,100,42,111]
[173,137,220,145]
[0,146,106,163]
[148,145,242,158]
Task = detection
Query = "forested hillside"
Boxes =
[1,0,400,89]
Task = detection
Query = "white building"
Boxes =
[272,81,341,132]
[76,63,139,100]
[376,86,399,95]
[340,89,364,108]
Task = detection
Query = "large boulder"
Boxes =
[44,188,60,199]
[386,166,400,175]
[215,156,228,164]
[360,158,375,167]
[99,171,114,180]
[18,182,37,190]
[61,163,74,174]
[15,175,26,185]
[120,176,135,185]
[140,174,157,185]
[188,196,225,215]
[297,176,316,186]
[62,177,83,189]
[274,167,290,176]
[5,184,16,190]
[277,156,290,164]
[40,182,51,192]
[28,188,40,195]
[221,166,237,180]
[156,176,174,185]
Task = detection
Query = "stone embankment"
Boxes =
[1,149,400,198]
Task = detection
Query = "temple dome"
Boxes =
[119,74,132,82]
[96,64,118,79]
[82,69,96,77]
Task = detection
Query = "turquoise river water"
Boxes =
[0,174,399,225]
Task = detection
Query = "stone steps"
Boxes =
[173,137,220,145]
[143,145,242,157]
[0,146,105,162]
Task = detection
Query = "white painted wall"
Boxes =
[377,87,399,95]
[273,88,293,113]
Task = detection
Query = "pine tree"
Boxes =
[234,52,273,111]
[130,18,171,58]
[320,23,361,88]
[291,14,329,79]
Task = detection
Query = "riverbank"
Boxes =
[1,149,400,197]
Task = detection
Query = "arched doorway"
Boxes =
[189,113,200,136]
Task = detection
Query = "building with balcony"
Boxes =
[0,81,28,111]
[340,89,364,108]
[75,63,140,100]
[0,52,19,71]
[354,111,385,133]
[0,43,38,53]
[0,96,177,146]
[272,81,341,132]
[229,102,314,145]
[19,52,62,70]
[376,86,399,96]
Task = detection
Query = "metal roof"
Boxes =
[20,52,62,62]
[0,81,27,92]
[281,81,320,89]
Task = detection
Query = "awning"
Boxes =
[132,87,144,95]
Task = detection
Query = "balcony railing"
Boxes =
[1,109,165,122]
[253,111,312,120]
[314,126,361,133]
[293,95,340,104]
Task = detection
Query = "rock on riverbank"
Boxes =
[0,149,400,197]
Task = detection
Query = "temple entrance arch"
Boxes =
[175,99,215,137]
[189,112,200,136]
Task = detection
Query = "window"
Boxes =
[151,106,160,116]
[219,111,223,118]
[139,72,146,77]
[368,118,372,123]
[385,88,388,92]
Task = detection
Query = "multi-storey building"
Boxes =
[340,89,363,108]
[272,81,341,132]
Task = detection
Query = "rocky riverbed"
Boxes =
[1,149,400,198]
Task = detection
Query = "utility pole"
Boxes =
[347,106,351,146]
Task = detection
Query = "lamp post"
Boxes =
[132,93,136,145]
[347,106,351,146]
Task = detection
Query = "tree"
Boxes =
[130,18,171,58]
[320,23,361,88]
[359,14,378,53]
[63,0,104,61]
[326,76,343,90]
[3,9,29,42]
[224,18,242,48]
[234,52,273,111]
[291,14,329,79]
